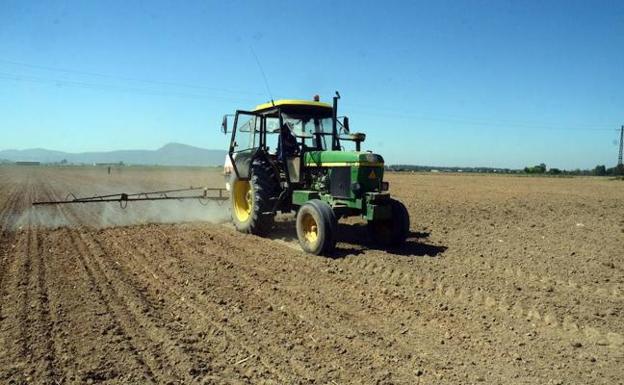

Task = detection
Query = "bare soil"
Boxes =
[0,165,622,384]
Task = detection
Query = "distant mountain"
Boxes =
[0,143,227,166]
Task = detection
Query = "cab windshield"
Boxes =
[281,113,344,150]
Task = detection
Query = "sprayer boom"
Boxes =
[33,187,227,208]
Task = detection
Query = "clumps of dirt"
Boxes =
[0,167,622,384]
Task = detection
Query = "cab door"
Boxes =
[229,111,260,180]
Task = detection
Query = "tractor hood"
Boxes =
[303,151,384,167]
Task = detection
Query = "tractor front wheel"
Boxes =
[296,200,337,256]
[367,199,410,247]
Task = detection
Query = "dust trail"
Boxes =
[16,200,230,230]
[95,199,230,227]
[10,179,231,230]
[11,207,72,230]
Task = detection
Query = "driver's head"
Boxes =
[281,122,293,133]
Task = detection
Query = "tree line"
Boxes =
[387,163,624,176]
[524,163,624,176]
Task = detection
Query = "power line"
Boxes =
[348,107,615,132]
[1,69,614,132]
[344,101,612,129]
[0,71,259,103]
[0,58,264,96]
[0,59,617,133]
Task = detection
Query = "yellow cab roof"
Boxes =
[253,99,333,113]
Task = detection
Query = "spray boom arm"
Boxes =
[33,186,227,209]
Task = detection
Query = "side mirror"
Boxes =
[350,132,365,142]
[343,116,350,133]
[352,132,365,152]
[221,115,228,134]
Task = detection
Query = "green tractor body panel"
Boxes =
[292,190,320,204]
[293,150,388,220]
[303,150,383,166]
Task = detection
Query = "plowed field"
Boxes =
[0,165,622,384]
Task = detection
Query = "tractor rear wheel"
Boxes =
[230,160,278,236]
[296,199,337,256]
[368,198,410,247]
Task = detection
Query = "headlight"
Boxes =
[381,181,389,191]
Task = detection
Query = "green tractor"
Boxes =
[221,92,409,255]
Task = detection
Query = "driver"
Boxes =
[277,122,299,161]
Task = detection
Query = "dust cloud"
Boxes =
[13,199,229,230]
[11,174,231,230]
[15,199,230,230]
[97,199,230,227]
[0,166,233,230]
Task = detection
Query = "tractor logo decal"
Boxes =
[368,170,377,179]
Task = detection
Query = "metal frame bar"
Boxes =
[33,187,227,207]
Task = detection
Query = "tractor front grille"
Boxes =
[329,167,351,198]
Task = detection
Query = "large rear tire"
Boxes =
[296,199,337,256]
[367,198,410,246]
[230,160,278,236]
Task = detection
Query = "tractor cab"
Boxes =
[223,96,365,183]
[221,93,409,256]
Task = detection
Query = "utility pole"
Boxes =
[619,125,624,166]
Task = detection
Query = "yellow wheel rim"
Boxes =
[232,179,252,222]
[301,212,319,244]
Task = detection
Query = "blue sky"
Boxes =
[1,0,622,169]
